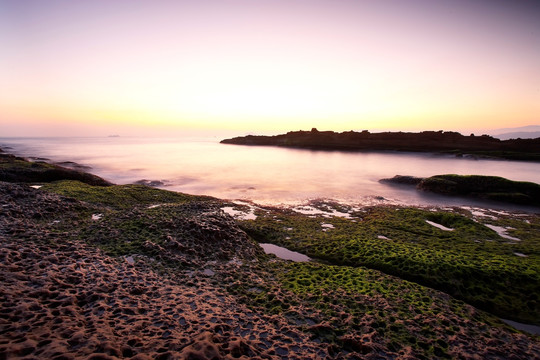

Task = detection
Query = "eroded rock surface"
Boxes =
[1,169,540,359]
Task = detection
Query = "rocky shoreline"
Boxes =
[0,150,111,186]
[1,183,331,359]
[1,149,540,359]
[221,129,540,161]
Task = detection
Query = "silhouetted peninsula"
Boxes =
[221,129,540,161]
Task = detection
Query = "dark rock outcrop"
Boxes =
[0,150,111,186]
[379,175,424,186]
[418,175,540,205]
[221,129,540,161]
[381,174,540,206]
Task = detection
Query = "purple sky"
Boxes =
[1,0,539,136]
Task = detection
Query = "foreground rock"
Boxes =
[0,206,324,359]
[0,182,327,359]
[3,181,540,359]
[221,128,540,161]
[381,174,540,206]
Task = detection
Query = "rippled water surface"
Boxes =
[2,136,539,208]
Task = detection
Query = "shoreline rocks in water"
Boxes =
[133,179,170,187]
[221,128,540,161]
[381,174,540,206]
[53,160,93,171]
[0,151,111,186]
[379,175,424,186]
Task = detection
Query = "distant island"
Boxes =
[221,128,540,161]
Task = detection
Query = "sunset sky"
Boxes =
[1,0,539,137]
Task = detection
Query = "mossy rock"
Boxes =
[238,205,540,323]
[0,154,111,186]
[41,180,213,209]
[417,174,540,206]
[417,177,458,194]
[38,180,261,266]
[231,259,522,357]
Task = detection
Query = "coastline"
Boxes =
[2,136,540,212]
[221,129,540,162]
[1,148,540,359]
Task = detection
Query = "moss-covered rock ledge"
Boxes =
[237,202,540,325]
[381,174,540,206]
[0,150,111,186]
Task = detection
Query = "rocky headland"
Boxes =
[221,129,540,161]
[1,148,540,359]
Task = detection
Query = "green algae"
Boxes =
[226,259,513,358]
[41,180,213,209]
[80,211,167,258]
[0,154,111,185]
[27,179,539,357]
[0,158,55,170]
[39,181,222,264]
[40,181,540,323]
[419,174,540,205]
[239,205,540,324]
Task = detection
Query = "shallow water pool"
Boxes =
[259,243,311,262]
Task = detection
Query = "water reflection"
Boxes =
[501,319,540,335]
[259,243,311,262]
[1,136,539,209]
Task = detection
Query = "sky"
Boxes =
[1,0,539,137]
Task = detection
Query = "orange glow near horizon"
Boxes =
[1,1,539,137]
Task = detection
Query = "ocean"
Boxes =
[1,136,539,209]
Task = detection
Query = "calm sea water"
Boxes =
[1,136,539,209]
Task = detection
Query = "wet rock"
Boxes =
[417,174,540,205]
[0,153,111,186]
[133,179,167,187]
[379,175,424,185]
